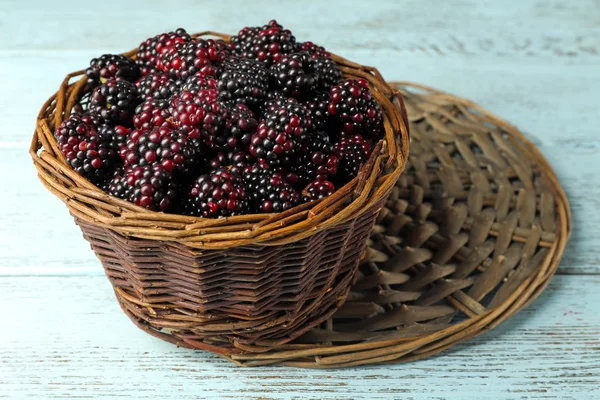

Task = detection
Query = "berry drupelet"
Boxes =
[244,162,300,213]
[250,98,312,167]
[127,163,178,211]
[136,29,191,76]
[135,72,179,102]
[86,54,140,86]
[269,52,318,98]
[302,178,336,202]
[217,58,269,108]
[186,168,248,218]
[89,79,141,125]
[333,134,372,182]
[159,38,231,80]
[328,78,384,138]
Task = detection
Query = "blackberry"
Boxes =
[269,52,317,97]
[260,90,287,114]
[107,168,134,201]
[122,125,200,175]
[170,89,223,143]
[69,131,118,182]
[236,21,297,66]
[127,164,178,211]
[209,151,253,176]
[309,57,343,91]
[55,113,117,182]
[302,178,336,202]
[86,54,140,85]
[135,72,179,102]
[298,41,331,59]
[250,98,312,167]
[180,72,218,94]
[160,38,231,80]
[89,79,141,125]
[133,99,173,130]
[54,113,96,150]
[333,134,372,182]
[136,29,191,76]
[98,124,131,156]
[185,168,248,218]
[328,78,384,137]
[230,25,261,56]
[244,163,300,213]
[217,58,268,107]
[304,91,332,130]
[214,103,258,151]
[285,131,337,187]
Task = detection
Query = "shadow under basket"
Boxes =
[30,32,410,354]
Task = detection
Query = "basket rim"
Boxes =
[30,30,410,248]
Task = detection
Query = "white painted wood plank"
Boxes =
[0,275,598,399]
[1,0,599,59]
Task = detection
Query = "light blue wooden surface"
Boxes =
[1,0,598,398]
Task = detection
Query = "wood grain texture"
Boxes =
[0,275,598,399]
[1,0,598,397]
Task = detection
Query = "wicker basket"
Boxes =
[29,32,410,354]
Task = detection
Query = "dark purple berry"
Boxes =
[86,54,140,85]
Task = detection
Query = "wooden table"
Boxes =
[2,0,599,398]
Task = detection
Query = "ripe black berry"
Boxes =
[135,72,179,102]
[234,20,297,66]
[309,57,343,92]
[122,125,200,175]
[285,131,337,187]
[297,41,331,59]
[185,168,248,217]
[250,98,312,167]
[218,58,269,107]
[269,52,318,97]
[133,99,173,130]
[304,91,332,130]
[55,113,118,182]
[89,79,141,125]
[180,72,218,94]
[136,29,191,76]
[209,151,253,176]
[244,163,300,213]
[333,134,372,182]
[107,167,134,201]
[170,89,223,144]
[159,38,231,80]
[302,178,336,202]
[86,54,140,85]
[214,103,258,151]
[127,163,178,211]
[329,78,384,137]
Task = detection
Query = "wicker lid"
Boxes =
[220,82,571,368]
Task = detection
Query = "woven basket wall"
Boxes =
[29,32,410,353]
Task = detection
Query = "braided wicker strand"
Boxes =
[30,32,409,351]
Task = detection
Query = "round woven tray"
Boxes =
[218,82,571,368]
